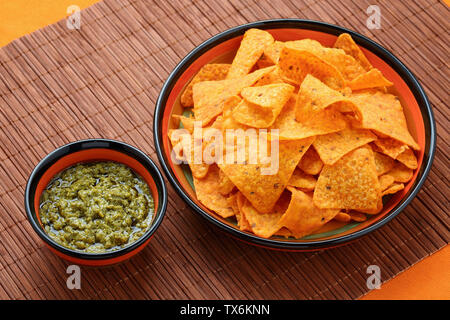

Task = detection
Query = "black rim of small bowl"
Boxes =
[25,139,168,260]
[153,19,436,250]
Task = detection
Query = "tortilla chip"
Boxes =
[194,165,235,218]
[348,68,393,91]
[168,129,188,162]
[227,193,239,215]
[271,94,347,140]
[227,28,274,79]
[236,66,277,87]
[274,227,293,238]
[241,191,290,238]
[295,74,350,121]
[218,168,236,195]
[241,83,294,108]
[341,86,353,97]
[192,80,228,125]
[382,183,405,196]
[236,192,251,231]
[254,66,284,86]
[373,138,409,159]
[172,114,196,133]
[278,44,345,90]
[286,39,365,81]
[287,168,317,191]
[348,212,367,222]
[181,64,230,107]
[231,194,241,227]
[350,91,420,150]
[232,100,275,128]
[219,136,315,213]
[193,66,275,125]
[221,96,247,131]
[396,147,418,169]
[241,187,339,239]
[356,196,383,215]
[334,33,372,71]
[334,211,351,222]
[387,162,414,183]
[210,115,224,130]
[314,146,381,210]
[284,39,323,51]
[318,47,365,82]
[256,57,275,69]
[298,147,323,175]
[278,187,339,238]
[168,129,209,179]
[313,127,377,165]
[379,174,395,191]
[189,163,209,180]
[373,150,395,175]
[263,41,285,64]
[336,101,357,114]
[233,83,294,128]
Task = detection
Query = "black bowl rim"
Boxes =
[25,139,168,260]
[153,19,436,250]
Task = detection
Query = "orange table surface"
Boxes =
[0,0,448,300]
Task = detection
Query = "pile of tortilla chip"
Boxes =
[169,29,420,239]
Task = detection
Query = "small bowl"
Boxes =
[153,19,436,251]
[25,139,167,266]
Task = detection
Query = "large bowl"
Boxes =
[25,139,168,265]
[153,19,435,251]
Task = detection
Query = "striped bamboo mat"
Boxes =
[0,0,448,299]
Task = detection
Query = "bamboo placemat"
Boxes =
[0,0,448,300]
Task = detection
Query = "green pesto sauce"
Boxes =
[39,162,154,253]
